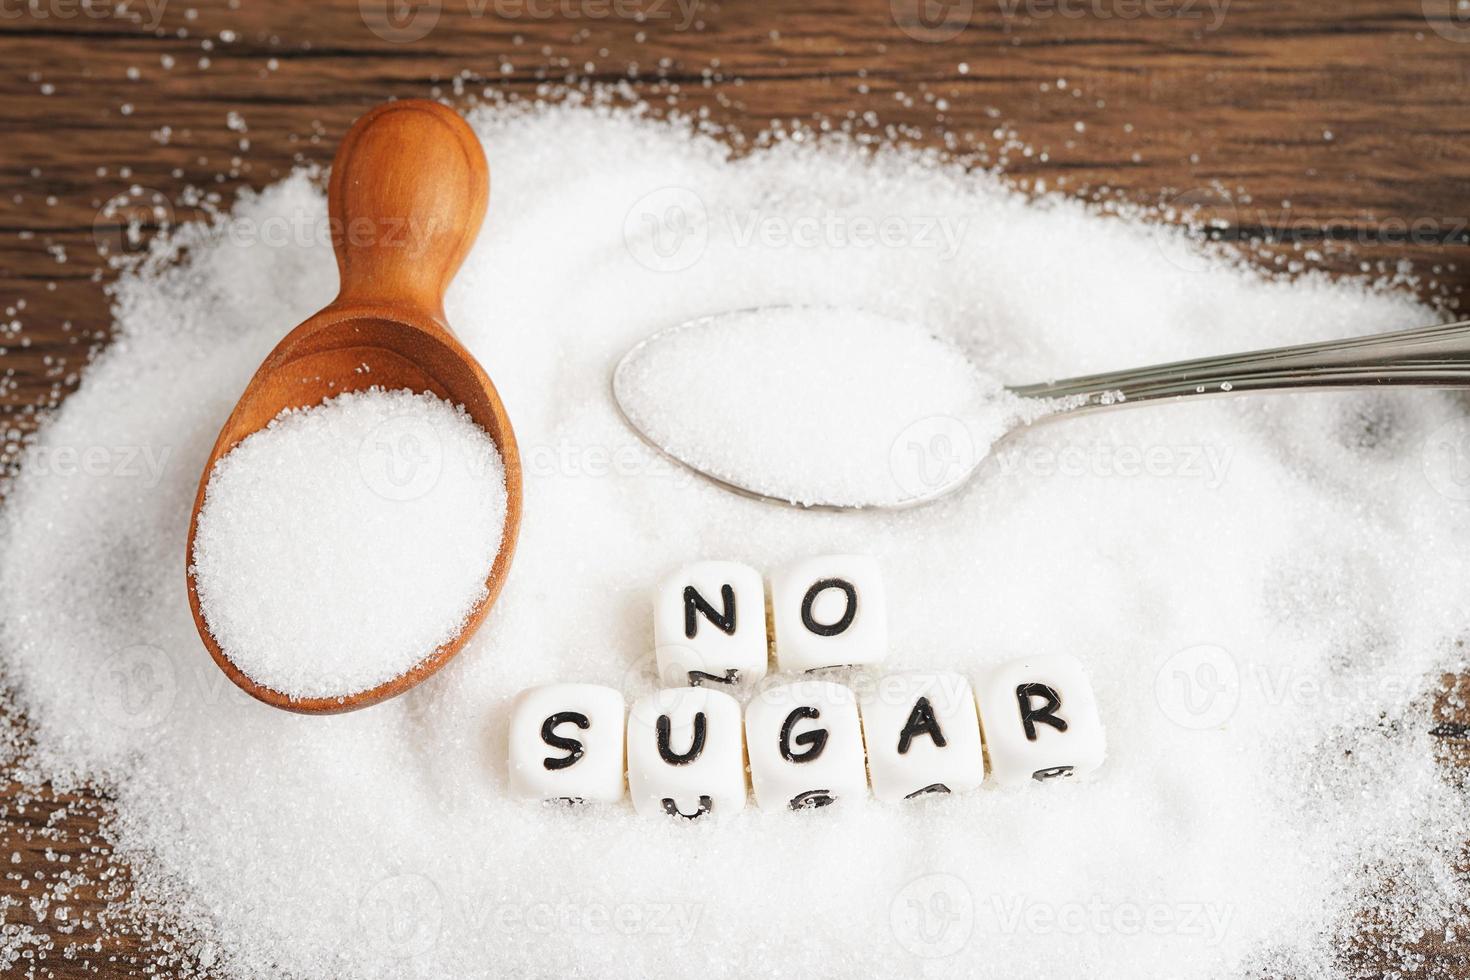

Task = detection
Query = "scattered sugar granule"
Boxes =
[0,99,1466,980]
[190,387,507,699]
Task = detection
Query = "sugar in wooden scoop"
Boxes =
[190,387,507,700]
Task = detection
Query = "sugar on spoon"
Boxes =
[613,305,1470,510]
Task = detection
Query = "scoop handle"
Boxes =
[327,99,488,324]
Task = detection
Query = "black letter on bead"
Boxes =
[904,783,952,799]
[661,796,714,819]
[684,584,737,639]
[656,712,707,766]
[1016,683,1068,742]
[541,712,590,770]
[779,706,828,762]
[800,579,857,637]
[688,668,740,686]
[1032,766,1075,782]
[897,697,947,754]
[789,789,836,810]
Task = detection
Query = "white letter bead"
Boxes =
[975,655,1106,787]
[508,684,626,804]
[745,680,868,811]
[771,554,887,672]
[654,561,769,688]
[627,688,746,820]
[861,671,985,802]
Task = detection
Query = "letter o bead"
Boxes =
[627,688,746,820]
[508,684,626,804]
[745,680,868,811]
[771,555,887,672]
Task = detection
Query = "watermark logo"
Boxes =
[992,441,1233,489]
[359,416,443,501]
[624,187,709,273]
[994,0,1230,30]
[889,415,977,502]
[1153,644,1240,729]
[891,872,974,958]
[1423,0,1470,42]
[1154,188,1239,274]
[0,0,169,30]
[360,873,444,958]
[93,187,175,260]
[1422,417,1470,501]
[891,0,974,42]
[23,444,173,489]
[359,0,443,42]
[90,644,177,730]
[988,895,1233,942]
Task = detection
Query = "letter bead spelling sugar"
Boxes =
[860,671,985,802]
[508,684,626,804]
[627,687,746,819]
[974,655,1106,787]
[745,680,868,811]
[771,554,887,672]
[653,560,769,688]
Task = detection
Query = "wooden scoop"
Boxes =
[185,99,522,714]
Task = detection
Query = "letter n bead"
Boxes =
[654,561,769,688]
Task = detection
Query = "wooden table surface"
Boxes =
[2,0,1468,975]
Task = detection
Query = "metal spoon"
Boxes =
[613,305,1470,510]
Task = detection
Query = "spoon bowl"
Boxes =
[185,99,522,714]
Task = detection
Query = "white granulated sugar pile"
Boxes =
[2,97,1469,978]
[615,306,1033,507]
[191,387,507,700]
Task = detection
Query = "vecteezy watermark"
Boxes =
[891,873,975,958]
[986,895,1233,943]
[1158,193,1470,274]
[623,187,970,273]
[890,0,975,42]
[22,444,173,489]
[1421,417,1470,501]
[996,0,1230,31]
[485,900,703,942]
[891,0,1229,42]
[1156,642,1423,730]
[1423,0,1470,43]
[359,416,444,501]
[359,0,702,43]
[93,187,176,260]
[1154,187,1240,275]
[90,644,178,731]
[0,0,168,30]
[889,415,978,503]
[993,441,1234,489]
[94,189,441,261]
[359,874,444,959]
[623,187,710,273]
[1153,644,1240,730]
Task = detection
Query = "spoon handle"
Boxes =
[326,99,488,325]
[1011,318,1470,408]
